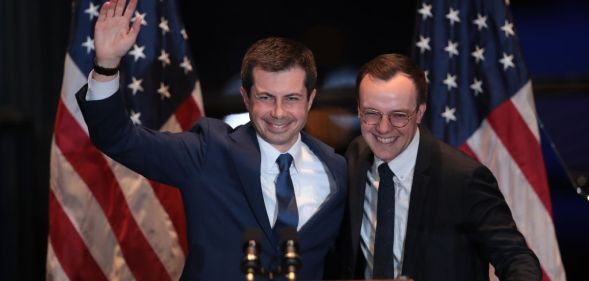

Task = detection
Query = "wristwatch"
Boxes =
[93,59,119,76]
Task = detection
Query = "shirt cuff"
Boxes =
[86,70,120,101]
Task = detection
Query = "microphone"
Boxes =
[241,228,262,281]
[279,227,301,281]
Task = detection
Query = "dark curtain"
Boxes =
[0,0,70,279]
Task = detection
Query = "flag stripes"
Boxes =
[50,140,133,280]
[54,98,172,281]
[486,97,552,213]
[174,92,203,131]
[464,86,564,281]
[49,191,109,281]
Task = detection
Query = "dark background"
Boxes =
[1,0,588,280]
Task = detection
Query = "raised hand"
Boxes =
[94,0,142,68]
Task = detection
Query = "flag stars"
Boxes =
[444,40,459,58]
[441,106,457,123]
[82,36,94,54]
[470,78,483,96]
[128,77,144,95]
[499,52,515,70]
[158,82,171,99]
[181,28,188,40]
[443,73,458,90]
[471,45,485,63]
[473,14,488,30]
[129,44,146,61]
[180,56,193,74]
[501,20,515,37]
[424,70,430,83]
[159,17,170,34]
[132,11,148,26]
[84,2,99,20]
[158,49,171,67]
[446,7,460,26]
[416,35,431,53]
[418,3,433,20]
[130,110,142,125]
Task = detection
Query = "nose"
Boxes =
[375,115,393,133]
[272,100,287,118]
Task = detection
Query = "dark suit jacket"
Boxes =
[76,87,347,281]
[325,127,540,281]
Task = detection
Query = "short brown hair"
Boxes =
[241,37,317,97]
[356,53,428,105]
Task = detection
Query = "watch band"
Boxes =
[93,60,119,76]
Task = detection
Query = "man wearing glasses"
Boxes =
[325,54,540,281]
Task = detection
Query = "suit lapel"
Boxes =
[402,127,434,275]
[347,137,373,269]
[298,132,345,233]
[228,122,274,244]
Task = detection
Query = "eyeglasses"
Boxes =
[359,108,417,128]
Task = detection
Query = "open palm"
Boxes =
[94,0,142,68]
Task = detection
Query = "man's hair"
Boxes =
[356,53,428,105]
[241,37,317,97]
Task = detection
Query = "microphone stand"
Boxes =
[241,227,301,281]
[282,239,300,281]
[279,227,301,281]
[241,228,263,281]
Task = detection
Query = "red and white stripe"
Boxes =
[47,54,203,280]
[462,81,566,281]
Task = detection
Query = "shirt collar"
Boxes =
[372,129,420,184]
[258,133,303,172]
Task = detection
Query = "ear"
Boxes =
[415,103,427,124]
[307,89,317,111]
[240,86,250,111]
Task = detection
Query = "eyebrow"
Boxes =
[362,108,413,114]
[284,93,305,97]
[255,91,305,97]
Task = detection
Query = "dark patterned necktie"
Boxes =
[274,153,298,235]
[373,163,396,278]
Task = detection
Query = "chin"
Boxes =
[374,149,398,162]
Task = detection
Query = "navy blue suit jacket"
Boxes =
[76,86,347,281]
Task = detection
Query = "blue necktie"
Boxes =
[274,153,298,235]
[373,163,396,278]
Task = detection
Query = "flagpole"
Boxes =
[538,120,588,200]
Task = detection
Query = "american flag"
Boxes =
[47,0,203,280]
[413,0,566,280]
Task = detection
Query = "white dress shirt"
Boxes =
[86,71,120,100]
[360,129,420,279]
[258,135,334,230]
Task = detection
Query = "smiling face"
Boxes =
[241,66,316,152]
[358,73,426,162]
